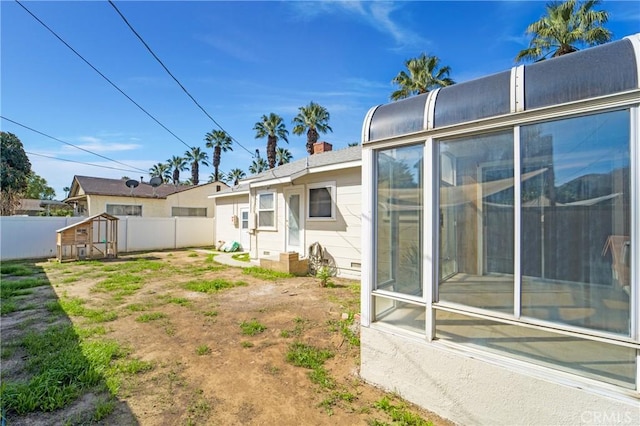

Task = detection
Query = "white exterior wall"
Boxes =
[298,168,362,278]
[213,195,249,247]
[361,327,639,426]
[0,216,214,260]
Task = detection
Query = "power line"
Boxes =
[15,0,193,151]
[107,0,256,157]
[1,115,148,173]
[26,151,144,174]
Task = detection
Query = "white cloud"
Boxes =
[288,1,430,50]
[70,136,141,153]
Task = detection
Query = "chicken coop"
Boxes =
[56,212,119,262]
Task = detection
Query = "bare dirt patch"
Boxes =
[1,250,453,425]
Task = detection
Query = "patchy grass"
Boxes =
[327,312,360,347]
[184,279,247,293]
[240,319,266,336]
[280,316,308,338]
[195,345,211,356]
[241,341,254,348]
[231,252,250,262]
[48,297,118,323]
[373,396,434,426]
[93,273,144,297]
[135,312,168,323]
[242,267,293,281]
[0,263,36,276]
[286,342,334,369]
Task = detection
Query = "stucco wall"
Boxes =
[88,195,167,217]
[213,195,249,249]
[166,184,222,217]
[360,327,639,425]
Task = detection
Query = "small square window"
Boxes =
[307,182,335,220]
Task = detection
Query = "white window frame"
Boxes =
[307,181,336,221]
[256,191,276,230]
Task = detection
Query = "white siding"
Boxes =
[214,195,249,248]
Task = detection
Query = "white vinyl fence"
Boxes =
[0,216,215,261]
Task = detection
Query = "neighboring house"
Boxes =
[14,199,71,216]
[360,35,640,424]
[210,143,362,278]
[64,175,227,217]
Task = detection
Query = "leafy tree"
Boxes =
[167,155,188,185]
[276,147,293,166]
[184,146,209,185]
[516,0,611,62]
[254,113,288,169]
[24,172,56,200]
[204,130,233,182]
[227,168,246,185]
[292,102,333,156]
[1,132,32,215]
[391,53,454,101]
[248,157,269,174]
[149,162,171,183]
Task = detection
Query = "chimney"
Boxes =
[313,141,332,154]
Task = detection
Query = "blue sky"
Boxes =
[2,0,639,199]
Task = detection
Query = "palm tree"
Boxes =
[149,162,171,183]
[254,113,288,169]
[184,147,209,185]
[390,53,454,101]
[167,155,188,185]
[248,157,269,174]
[292,102,333,156]
[276,147,293,166]
[204,129,233,182]
[63,186,71,198]
[227,168,246,185]
[515,0,611,62]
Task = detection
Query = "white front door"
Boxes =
[285,189,304,255]
[239,208,250,252]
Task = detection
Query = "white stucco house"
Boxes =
[360,35,640,424]
[210,143,362,278]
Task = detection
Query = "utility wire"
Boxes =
[1,115,148,173]
[26,151,144,174]
[107,0,256,157]
[15,0,193,151]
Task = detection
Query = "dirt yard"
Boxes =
[1,249,453,425]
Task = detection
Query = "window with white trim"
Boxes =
[307,181,336,220]
[106,204,142,216]
[171,207,207,217]
[257,192,276,229]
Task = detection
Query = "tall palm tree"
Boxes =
[184,147,209,185]
[248,157,268,174]
[292,102,333,156]
[63,186,71,198]
[515,0,611,62]
[227,168,246,185]
[276,147,293,166]
[254,113,288,169]
[167,155,188,185]
[149,162,171,183]
[390,53,454,101]
[204,129,233,182]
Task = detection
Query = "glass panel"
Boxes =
[374,296,425,334]
[521,110,631,335]
[309,187,331,217]
[259,193,273,209]
[258,211,273,227]
[369,93,427,141]
[288,194,300,246]
[375,144,423,296]
[241,211,249,229]
[438,131,514,313]
[436,310,636,389]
